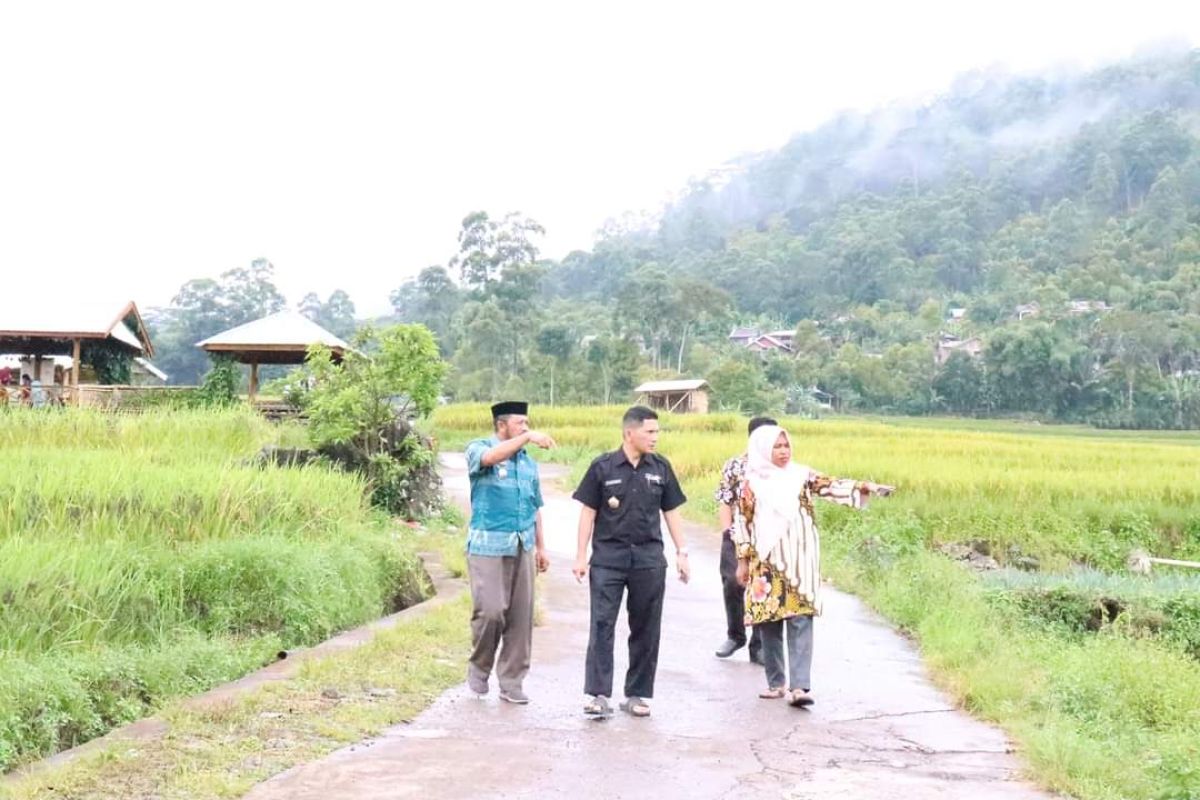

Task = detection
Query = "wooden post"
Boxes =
[249,362,259,403]
[71,338,81,406]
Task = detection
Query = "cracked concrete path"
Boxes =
[243,453,1056,799]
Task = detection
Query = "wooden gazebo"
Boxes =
[196,310,349,401]
[0,301,154,405]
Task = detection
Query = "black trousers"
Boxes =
[585,564,666,699]
[720,532,761,657]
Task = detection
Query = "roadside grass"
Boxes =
[1,593,471,800]
[405,505,468,579]
[823,551,1200,800]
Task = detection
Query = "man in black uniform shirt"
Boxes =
[571,406,690,719]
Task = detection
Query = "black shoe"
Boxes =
[715,638,746,659]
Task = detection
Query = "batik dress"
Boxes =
[732,470,870,625]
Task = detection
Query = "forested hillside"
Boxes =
[155,49,1200,427]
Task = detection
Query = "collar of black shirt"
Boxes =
[613,447,660,470]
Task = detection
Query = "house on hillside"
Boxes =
[729,326,796,354]
[809,386,837,410]
[764,329,796,347]
[634,379,710,414]
[935,336,984,365]
[745,333,794,354]
[1015,302,1041,320]
[1066,300,1113,316]
[728,326,760,345]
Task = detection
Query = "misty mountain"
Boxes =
[656,48,1200,247]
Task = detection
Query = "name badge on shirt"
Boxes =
[604,479,622,486]
[646,474,662,485]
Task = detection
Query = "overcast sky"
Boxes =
[1,1,1197,319]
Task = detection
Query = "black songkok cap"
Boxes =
[490,401,528,419]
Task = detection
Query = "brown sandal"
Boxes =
[758,687,786,699]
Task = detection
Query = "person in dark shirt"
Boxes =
[571,405,689,719]
[712,416,776,663]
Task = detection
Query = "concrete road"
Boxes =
[244,453,1055,800]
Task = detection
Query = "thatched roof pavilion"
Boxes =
[196,310,349,400]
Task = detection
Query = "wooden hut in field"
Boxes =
[0,301,156,405]
[196,311,349,401]
[634,379,710,414]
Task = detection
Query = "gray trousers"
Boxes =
[758,615,814,691]
[467,545,535,692]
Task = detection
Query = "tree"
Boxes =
[292,324,447,516]
[615,265,677,370]
[934,352,984,413]
[708,355,782,415]
[535,323,574,405]
[1137,167,1187,255]
[450,211,545,291]
[223,258,286,322]
[298,292,324,322]
[390,265,462,355]
[670,278,733,372]
[303,324,446,457]
[321,290,357,339]
[1118,110,1193,210]
[451,299,509,400]
[298,290,357,339]
[492,261,546,377]
[1085,152,1118,217]
[585,336,640,404]
[153,259,287,384]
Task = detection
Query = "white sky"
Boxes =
[0,1,1196,318]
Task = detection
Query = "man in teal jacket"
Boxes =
[464,401,555,704]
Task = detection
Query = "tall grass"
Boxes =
[0,408,427,772]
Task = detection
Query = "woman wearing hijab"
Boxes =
[734,425,893,707]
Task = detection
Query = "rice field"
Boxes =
[0,408,426,772]
[434,403,1200,800]
[434,404,1200,568]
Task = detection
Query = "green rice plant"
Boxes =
[0,407,432,773]
[434,404,1200,567]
